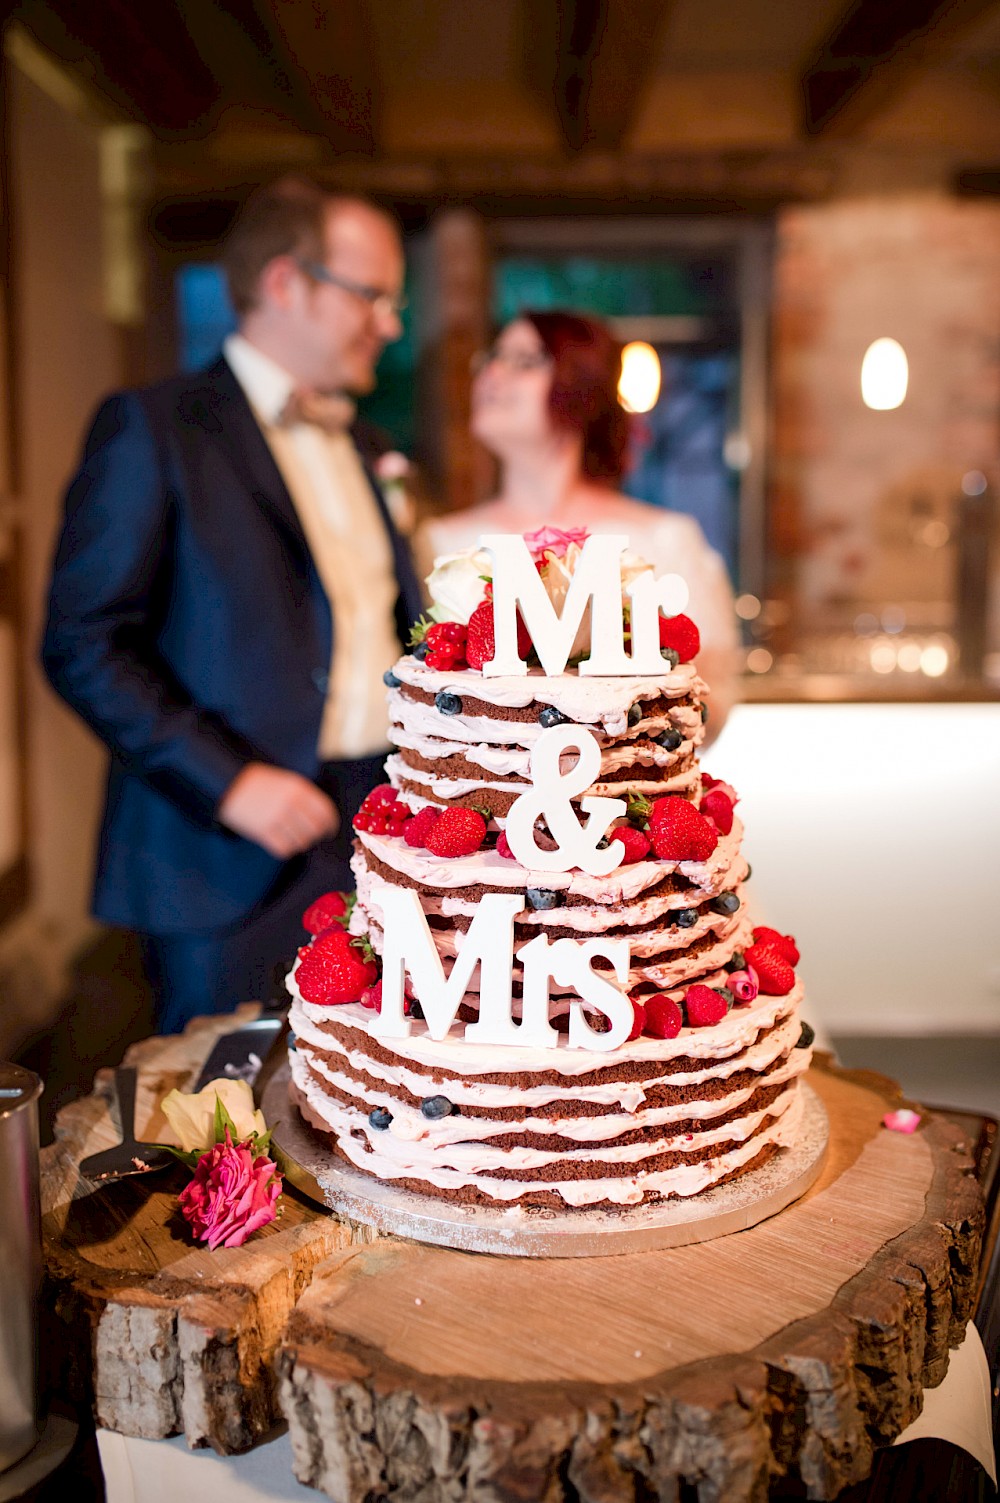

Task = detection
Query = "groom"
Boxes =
[42,179,421,1032]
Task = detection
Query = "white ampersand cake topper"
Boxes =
[503,724,626,876]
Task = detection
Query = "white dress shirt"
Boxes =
[223,334,400,759]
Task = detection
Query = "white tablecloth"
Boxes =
[98,1322,996,1502]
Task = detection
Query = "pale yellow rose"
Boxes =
[426,547,493,624]
[160,1078,267,1153]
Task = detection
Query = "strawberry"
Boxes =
[402,805,442,848]
[627,996,646,1040]
[466,598,533,671]
[301,891,351,936]
[610,826,651,863]
[644,994,683,1039]
[425,806,487,858]
[658,613,700,662]
[700,787,735,836]
[684,984,729,1027]
[296,930,378,1005]
[647,795,719,863]
[745,940,796,996]
[752,926,800,966]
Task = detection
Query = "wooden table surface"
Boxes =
[29,1012,998,1502]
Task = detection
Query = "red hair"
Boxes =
[523,310,630,483]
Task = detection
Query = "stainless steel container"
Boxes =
[0,1063,42,1472]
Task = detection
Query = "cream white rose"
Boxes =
[160,1078,267,1153]
[426,547,493,624]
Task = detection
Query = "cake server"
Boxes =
[188,1013,287,1098]
[78,1066,174,1182]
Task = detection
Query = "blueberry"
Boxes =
[383,669,401,688]
[421,1094,456,1119]
[413,641,429,662]
[700,702,709,724]
[660,647,680,668]
[627,703,642,726]
[526,888,563,910]
[656,727,683,752]
[710,892,740,915]
[675,908,699,928]
[369,1107,393,1130]
[713,986,735,1009]
[538,706,566,728]
[435,691,462,715]
[796,1022,815,1050]
[744,864,753,880]
[725,951,747,973]
[596,837,610,850]
[407,999,425,1020]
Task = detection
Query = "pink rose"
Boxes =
[523,525,590,560]
[178,1129,282,1250]
[727,966,759,1004]
[882,1109,921,1135]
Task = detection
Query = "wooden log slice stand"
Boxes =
[42,1013,985,1502]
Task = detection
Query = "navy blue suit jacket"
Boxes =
[42,357,421,935]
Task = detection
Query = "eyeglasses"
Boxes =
[470,346,553,375]
[295,259,408,319]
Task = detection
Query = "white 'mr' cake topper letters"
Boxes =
[479,532,689,677]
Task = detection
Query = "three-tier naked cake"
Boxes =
[287,528,812,1212]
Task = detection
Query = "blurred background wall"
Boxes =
[0,0,998,1059]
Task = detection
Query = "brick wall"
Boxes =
[770,195,1000,651]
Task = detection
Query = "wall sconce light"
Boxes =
[861,338,908,410]
[619,342,661,414]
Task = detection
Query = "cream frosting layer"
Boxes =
[289,979,803,1076]
[290,1046,804,1206]
[353,818,744,900]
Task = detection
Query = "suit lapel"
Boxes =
[182,358,308,551]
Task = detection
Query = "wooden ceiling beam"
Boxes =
[14,0,219,133]
[526,0,672,153]
[802,0,1000,137]
[248,0,379,155]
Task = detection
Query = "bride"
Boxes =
[417,310,739,739]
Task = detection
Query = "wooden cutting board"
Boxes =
[41,1014,985,1502]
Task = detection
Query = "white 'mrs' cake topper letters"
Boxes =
[479,532,688,677]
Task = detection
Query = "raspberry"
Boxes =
[402,806,442,848]
[425,621,468,669]
[359,980,382,1011]
[353,811,373,832]
[644,994,683,1039]
[751,927,800,966]
[296,930,378,1006]
[647,796,719,863]
[700,787,735,836]
[362,784,399,810]
[684,984,728,1027]
[658,613,700,662]
[367,811,390,835]
[496,829,515,859]
[627,996,646,1040]
[610,826,651,863]
[301,891,350,935]
[425,806,488,858]
[745,940,796,995]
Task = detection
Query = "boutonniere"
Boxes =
[374,451,416,534]
[159,1079,282,1249]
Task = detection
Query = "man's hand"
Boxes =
[217,764,339,859]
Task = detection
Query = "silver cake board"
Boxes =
[262,1062,829,1258]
